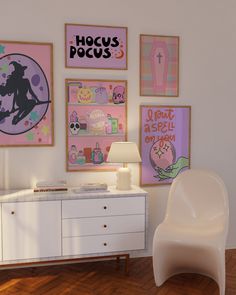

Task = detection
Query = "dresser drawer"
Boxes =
[62,197,145,218]
[62,214,145,237]
[62,232,145,256]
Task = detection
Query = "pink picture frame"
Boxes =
[0,40,54,147]
[66,79,127,171]
[140,34,179,97]
[65,24,127,70]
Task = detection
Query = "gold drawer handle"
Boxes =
[11,211,15,215]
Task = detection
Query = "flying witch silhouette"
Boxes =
[0,61,49,125]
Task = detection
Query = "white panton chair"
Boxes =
[153,169,229,295]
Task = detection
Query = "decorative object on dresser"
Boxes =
[72,183,108,193]
[34,180,68,192]
[107,142,142,190]
[0,186,147,273]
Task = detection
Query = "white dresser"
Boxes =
[0,186,147,271]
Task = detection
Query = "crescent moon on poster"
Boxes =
[115,49,124,59]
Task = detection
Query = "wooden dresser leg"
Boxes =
[116,256,120,270]
[125,254,130,275]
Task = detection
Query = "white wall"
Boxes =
[0,0,236,252]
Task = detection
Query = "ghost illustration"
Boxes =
[69,111,80,135]
[95,87,108,104]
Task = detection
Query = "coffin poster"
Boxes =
[0,41,53,146]
[140,105,191,186]
[140,34,179,97]
[65,24,127,69]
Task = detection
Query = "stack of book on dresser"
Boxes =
[34,180,68,193]
[72,183,108,194]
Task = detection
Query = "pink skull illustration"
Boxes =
[112,86,125,104]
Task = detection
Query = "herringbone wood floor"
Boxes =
[0,249,235,295]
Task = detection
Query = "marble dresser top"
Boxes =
[0,185,147,203]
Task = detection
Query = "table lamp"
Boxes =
[107,142,142,190]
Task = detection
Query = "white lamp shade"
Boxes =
[107,142,142,163]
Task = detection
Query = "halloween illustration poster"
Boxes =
[66,79,127,171]
[140,105,191,186]
[65,24,127,69]
[0,41,53,146]
[140,35,179,97]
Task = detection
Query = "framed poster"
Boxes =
[140,105,191,186]
[66,79,127,171]
[65,24,127,70]
[0,41,54,146]
[140,34,179,97]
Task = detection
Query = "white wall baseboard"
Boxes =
[226,245,236,250]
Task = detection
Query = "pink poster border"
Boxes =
[0,40,54,147]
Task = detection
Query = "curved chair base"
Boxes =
[153,240,225,295]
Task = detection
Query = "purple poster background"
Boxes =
[140,105,191,186]
[65,24,127,69]
[0,54,49,135]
